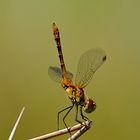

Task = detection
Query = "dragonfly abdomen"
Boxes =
[53,23,68,79]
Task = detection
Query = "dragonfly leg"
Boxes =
[62,103,74,134]
[75,104,82,124]
[57,103,74,130]
[80,106,90,121]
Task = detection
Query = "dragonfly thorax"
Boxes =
[62,83,85,104]
[61,77,72,89]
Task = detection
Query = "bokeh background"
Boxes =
[0,0,140,140]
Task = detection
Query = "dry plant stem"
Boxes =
[8,107,25,140]
[67,121,92,140]
[29,121,92,140]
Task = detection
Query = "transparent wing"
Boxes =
[75,48,106,88]
[48,66,73,82]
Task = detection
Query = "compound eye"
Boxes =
[83,99,96,113]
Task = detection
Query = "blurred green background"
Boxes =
[0,0,140,140]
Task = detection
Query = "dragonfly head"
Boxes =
[83,99,96,113]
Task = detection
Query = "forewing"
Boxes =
[75,48,106,88]
[48,66,73,82]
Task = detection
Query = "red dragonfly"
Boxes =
[49,23,107,130]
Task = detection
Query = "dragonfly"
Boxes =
[48,23,107,130]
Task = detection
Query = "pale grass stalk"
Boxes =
[8,107,25,140]
[29,121,92,140]
[67,121,92,140]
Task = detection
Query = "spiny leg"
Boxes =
[57,103,74,130]
[75,104,82,124]
[80,106,90,122]
[62,103,74,134]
